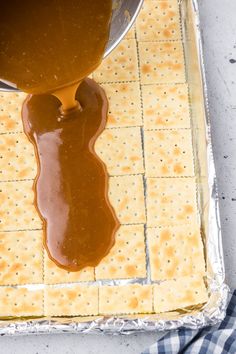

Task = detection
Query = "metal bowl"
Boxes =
[0,0,143,92]
[105,0,143,57]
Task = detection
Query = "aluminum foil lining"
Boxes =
[0,0,229,335]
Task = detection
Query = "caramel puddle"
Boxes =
[22,78,119,271]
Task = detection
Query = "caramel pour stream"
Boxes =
[53,83,81,113]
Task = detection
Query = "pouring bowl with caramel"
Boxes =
[0,0,143,92]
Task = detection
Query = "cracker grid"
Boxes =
[0,0,207,317]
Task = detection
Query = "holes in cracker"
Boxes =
[142,84,191,129]
[0,230,43,285]
[139,41,185,84]
[137,1,181,41]
[95,225,146,280]
[0,134,36,180]
[95,127,144,176]
[0,92,26,133]
[0,181,42,230]
[145,129,194,177]
[44,254,94,284]
[94,39,138,83]
[102,82,142,128]
[148,225,205,281]
[147,178,197,227]
[45,286,98,316]
[100,285,152,315]
[109,175,146,224]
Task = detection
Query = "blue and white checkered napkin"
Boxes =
[142,290,236,354]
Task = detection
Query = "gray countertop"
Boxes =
[1,0,236,353]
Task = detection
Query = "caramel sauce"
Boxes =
[0,0,120,271]
[22,79,119,270]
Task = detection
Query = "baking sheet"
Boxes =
[0,0,229,335]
